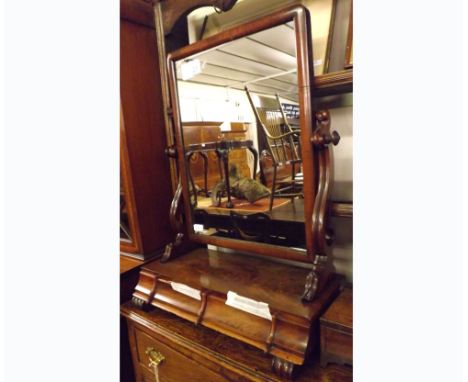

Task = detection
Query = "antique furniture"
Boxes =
[320,288,353,367]
[183,121,223,192]
[132,249,344,379]
[183,122,254,194]
[129,2,346,379]
[120,13,175,260]
[194,199,306,247]
[193,198,349,249]
[165,4,342,263]
[122,0,353,380]
[120,3,186,380]
[245,88,303,210]
[186,139,258,208]
[121,300,352,382]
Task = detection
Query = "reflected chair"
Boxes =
[245,87,303,211]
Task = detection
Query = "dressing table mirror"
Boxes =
[166,4,340,269]
[130,3,347,379]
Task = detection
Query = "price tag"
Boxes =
[170,282,201,301]
[225,291,272,321]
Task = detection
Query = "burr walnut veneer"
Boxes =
[120,13,175,260]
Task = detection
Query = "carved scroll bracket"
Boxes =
[158,0,238,36]
[161,175,198,262]
[311,110,340,253]
[302,255,333,302]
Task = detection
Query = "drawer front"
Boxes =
[321,326,353,363]
[134,326,228,382]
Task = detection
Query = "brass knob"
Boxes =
[145,347,165,368]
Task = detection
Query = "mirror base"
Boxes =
[161,233,200,263]
[271,356,297,380]
[132,247,344,375]
[302,255,335,302]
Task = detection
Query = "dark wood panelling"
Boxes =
[120,0,154,29]
[120,19,174,258]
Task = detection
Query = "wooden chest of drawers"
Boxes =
[121,302,352,382]
[319,288,353,367]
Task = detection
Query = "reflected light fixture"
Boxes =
[180,59,204,81]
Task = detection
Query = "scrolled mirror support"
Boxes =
[304,110,340,301]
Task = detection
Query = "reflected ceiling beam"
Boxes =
[205,63,298,86]
[236,68,297,87]
[245,36,296,59]
[214,49,290,73]
[178,79,298,103]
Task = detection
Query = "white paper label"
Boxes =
[225,291,272,321]
[170,282,201,301]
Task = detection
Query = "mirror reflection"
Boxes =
[176,22,306,251]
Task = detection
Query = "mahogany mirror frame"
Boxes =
[166,4,319,264]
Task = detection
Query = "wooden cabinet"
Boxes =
[120,1,353,381]
[320,288,353,367]
[120,9,174,260]
[122,301,352,382]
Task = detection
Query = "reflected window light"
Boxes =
[220,120,231,132]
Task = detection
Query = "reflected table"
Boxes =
[186,139,258,208]
[194,198,306,248]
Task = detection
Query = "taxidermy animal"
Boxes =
[211,164,270,206]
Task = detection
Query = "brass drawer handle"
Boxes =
[145,347,165,368]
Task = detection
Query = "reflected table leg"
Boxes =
[216,148,233,208]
